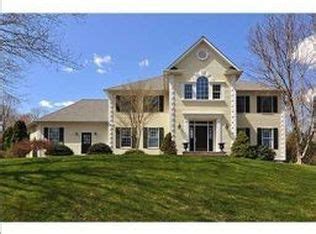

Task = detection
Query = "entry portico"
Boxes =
[182,112,224,152]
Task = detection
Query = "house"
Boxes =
[29,37,286,160]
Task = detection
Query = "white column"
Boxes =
[215,118,222,152]
[184,118,189,142]
[107,92,114,148]
[169,75,176,140]
[279,104,286,160]
[230,76,237,145]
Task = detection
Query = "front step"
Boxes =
[182,151,227,156]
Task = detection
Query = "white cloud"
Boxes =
[96,68,107,74]
[62,67,75,73]
[39,100,53,108]
[93,54,112,68]
[138,58,149,68]
[39,100,74,109]
[293,34,316,69]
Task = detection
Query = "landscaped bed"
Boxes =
[0,155,315,221]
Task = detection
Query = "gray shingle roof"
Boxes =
[106,75,277,92]
[236,80,278,91]
[105,75,165,91]
[36,99,108,122]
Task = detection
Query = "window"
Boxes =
[48,128,60,143]
[184,84,193,99]
[116,95,132,112]
[148,128,159,148]
[121,128,132,147]
[212,84,221,100]
[143,96,163,112]
[261,129,273,148]
[196,77,209,99]
[257,96,278,113]
[237,96,250,113]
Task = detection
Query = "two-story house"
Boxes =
[29,37,286,160]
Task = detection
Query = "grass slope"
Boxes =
[0,155,315,221]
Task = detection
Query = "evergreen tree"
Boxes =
[160,132,177,155]
[231,131,251,157]
[2,126,14,150]
[11,120,28,144]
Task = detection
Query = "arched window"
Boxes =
[196,76,209,99]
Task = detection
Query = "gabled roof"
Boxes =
[35,99,108,123]
[105,75,165,91]
[166,36,242,71]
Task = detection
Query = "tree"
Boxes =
[116,79,167,150]
[0,92,20,132]
[2,126,14,150]
[160,132,177,155]
[0,14,82,117]
[11,120,28,144]
[248,14,316,164]
[231,131,251,158]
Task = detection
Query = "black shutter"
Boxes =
[257,97,261,113]
[245,96,250,113]
[116,95,121,112]
[257,128,262,145]
[245,128,250,140]
[116,128,121,148]
[159,96,164,112]
[273,96,278,113]
[159,128,164,147]
[44,127,49,139]
[59,127,64,143]
[132,128,137,149]
[273,128,279,149]
[143,128,148,149]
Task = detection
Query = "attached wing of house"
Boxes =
[29,37,286,160]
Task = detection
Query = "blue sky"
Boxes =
[19,14,264,113]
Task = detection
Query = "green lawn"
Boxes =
[0,155,315,221]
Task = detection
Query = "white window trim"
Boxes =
[121,127,132,148]
[147,127,160,149]
[261,128,274,149]
[181,81,225,101]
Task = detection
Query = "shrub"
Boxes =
[160,132,177,155]
[2,126,14,150]
[256,145,275,161]
[0,150,6,158]
[45,144,74,156]
[123,149,146,155]
[231,131,251,158]
[11,120,28,144]
[10,139,32,158]
[87,143,112,155]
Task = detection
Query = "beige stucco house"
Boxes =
[29,37,286,160]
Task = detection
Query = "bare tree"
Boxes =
[0,14,82,120]
[116,80,166,150]
[0,91,20,132]
[248,14,316,164]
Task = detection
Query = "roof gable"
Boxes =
[166,36,241,72]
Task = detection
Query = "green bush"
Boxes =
[256,145,275,161]
[2,126,14,150]
[123,149,146,155]
[87,143,112,155]
[11,120,28,144]
[45,144,74,156]
[160,132,177,155]
[231,131,251,158]
[0,150,6,158]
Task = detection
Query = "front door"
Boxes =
[195,126,208,151]
[81,132,92,154]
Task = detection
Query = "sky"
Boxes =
[19,14,265,113]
